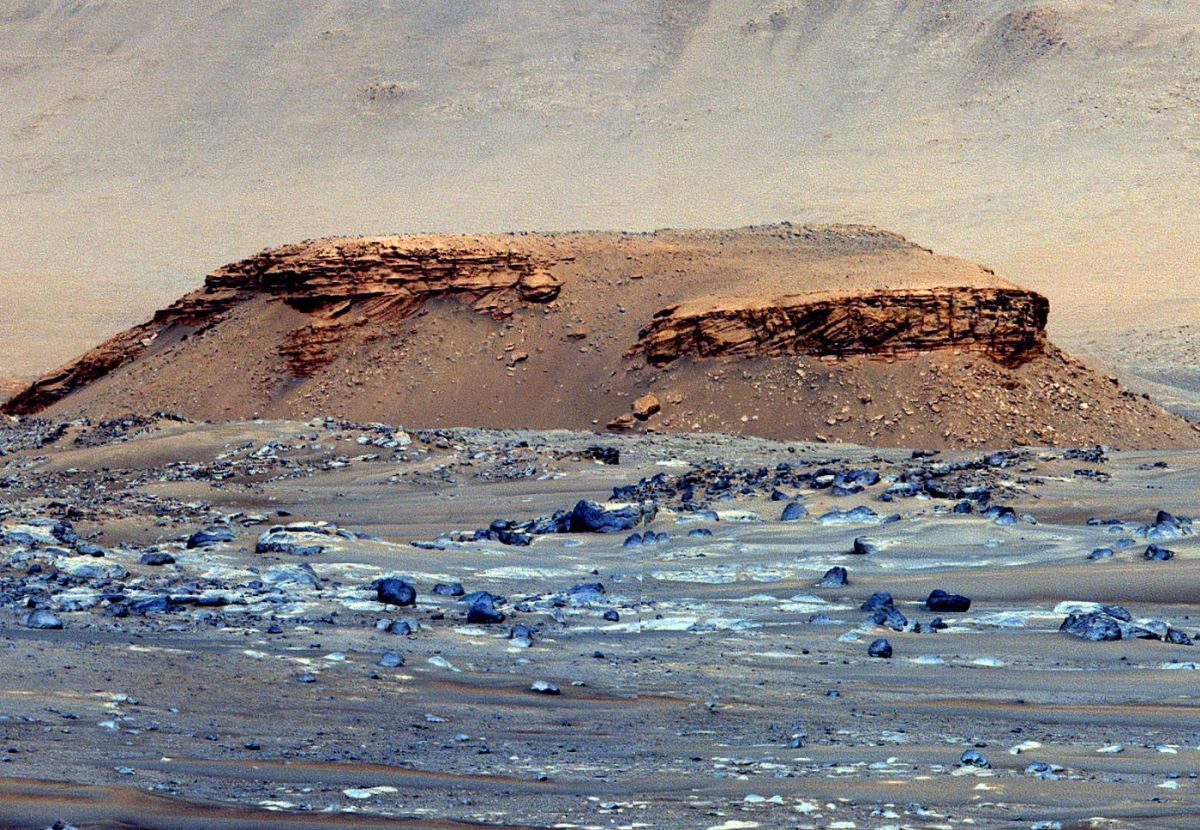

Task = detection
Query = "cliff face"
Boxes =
[634,287,1049,368]
[5,227,1194,450]
[3,238,561,414]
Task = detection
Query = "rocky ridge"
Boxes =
[5,237,561,413]
[4,226,1196,449]
[634,286,1049,368]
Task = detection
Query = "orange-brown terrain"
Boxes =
[6,224,1196,449]
[0,376,24,403]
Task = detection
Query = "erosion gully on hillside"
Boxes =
[3,415,1200,829]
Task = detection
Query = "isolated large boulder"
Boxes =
[1060,611,1122,641]
[568,500,646,533]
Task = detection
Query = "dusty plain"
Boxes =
[2,416,1200,828]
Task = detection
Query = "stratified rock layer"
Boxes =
[5,238,560,413]
[4,224,1196,449]
[634,287,1049,367]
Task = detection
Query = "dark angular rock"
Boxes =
[508,624,536,642]
[868,638,892,658]
[871,606,908,631]
[466,594,506,625]
[850,536,876,555]
[187,526,235,549]
[373,578,417,607]
[860,591,894,612]
[817,566,848,588]
[569,500,644,533]
[925,589,971,613]
[960,749,989,768]
[74,540,106,556]
[1144,544,1175,561]
[129,595,175,615]
[568,582,606,603]
[139,552,176,566]
[433,582,465,597]
[781,502,807,522]
[1060,611,1122,641]
[461,590,506,606]
[1166,627,1194,646]
[580,446,619,465]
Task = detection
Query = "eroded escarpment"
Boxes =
[632,287,1050,368]
[3,238,561,414]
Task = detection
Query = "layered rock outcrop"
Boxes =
[4,238,561,414]
[4,226,1194,450]
[633,287,1049,367]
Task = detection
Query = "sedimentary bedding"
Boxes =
[6,226,1193,449]
[634,286,1050,367]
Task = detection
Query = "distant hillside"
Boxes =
[8,225,1197,450]
[2,1,1198,401]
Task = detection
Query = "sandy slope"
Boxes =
[14,226,1198,449]
[1,0,1199,385]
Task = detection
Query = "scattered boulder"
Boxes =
[567,582,607,604]
[781,501,807,521]
[569,500,646,533]
[20,609,63,629]
[139,552,176,566]
[1144,544,1175,561]
[1060,611,1122,641]
[377,652,405,668]
[850,536,876,555]
[960,749,989,768]
[187,526,235,549]
[373,578,417,607]
[631,393,661,420]
[868,638,892,658]
[925,589,971,613]
[508,624,536,647]
[861,592,894,613]
[872,606,908,631]
[256,526,327,556]
[466,593,506,625]
[817,566,848,588]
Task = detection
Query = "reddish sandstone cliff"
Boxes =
[4,226,1195,450]
[4,237,561,414]
[633,287,1049,367]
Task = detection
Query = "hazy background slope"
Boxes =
[3,0,1198,394]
